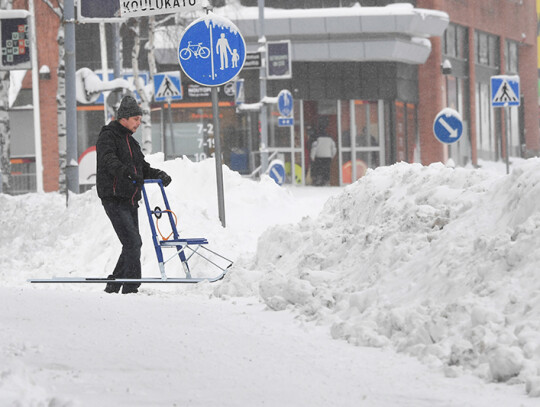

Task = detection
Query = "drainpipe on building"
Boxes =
[28,0,43,193]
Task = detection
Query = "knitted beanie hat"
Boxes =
[116,95,142,119]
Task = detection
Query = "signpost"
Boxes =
[178,15,246,87]
[268,159,286,185]
[266,40,292,79]
[433,108,463,145]
[277,89,294,127]
[154,71,182,102]
[177,13,246,227]
[235,78,245,105]
[0,13,31,70]
[491,75,520,174]
[243,51,262,69]
[154,71,182,161]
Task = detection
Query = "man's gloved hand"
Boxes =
[126,169,144,188]
[158,171,172,187]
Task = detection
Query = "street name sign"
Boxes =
[243,51,262,69]
[433,108,463,144]
[178,14,246,87]
[120,0,203,19]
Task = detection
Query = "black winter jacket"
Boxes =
[96,120,162,206]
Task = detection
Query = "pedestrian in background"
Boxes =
[310,123,337,186]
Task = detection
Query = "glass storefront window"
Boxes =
[339,99,383,185]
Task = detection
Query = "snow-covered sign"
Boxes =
[433,108,463,144]
[119,0,203,19]
[0,11,31,71]
[154,71,182,102]
[75,68,133,104]
[178,14,246,87]
[491,75,520,107]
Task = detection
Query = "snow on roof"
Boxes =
[0,10,31,19]
[215,2,448,21]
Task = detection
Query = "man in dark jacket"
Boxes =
[96,95,172,294]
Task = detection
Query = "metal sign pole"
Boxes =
[258,0,268,174]
[65,0,79,196]
[167,98,175,156]
[212,87,226,227]
[505,105,510,175]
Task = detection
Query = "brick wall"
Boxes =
[417,0,539,164]
[15,0,60,192]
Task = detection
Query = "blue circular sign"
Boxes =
[178,15,246,87]
[277,89,293,117]
[433,108,463,144]
[268,159,286,186]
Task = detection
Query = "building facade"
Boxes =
[6,0,540,192]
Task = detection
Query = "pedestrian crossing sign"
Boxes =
[491,75,520,107]
[154,72,182,102]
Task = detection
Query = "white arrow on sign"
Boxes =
[439,117,458,139]
[270,167,284,184]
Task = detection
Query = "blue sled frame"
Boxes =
[30,179,233,284]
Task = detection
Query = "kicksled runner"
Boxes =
[30,179,233,285]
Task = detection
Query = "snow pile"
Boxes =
[3,155,540,398]
[224,160,540,396]
[0,155,319,287]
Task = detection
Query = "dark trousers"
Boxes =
[103,200,142,287]
[311,157,331,186]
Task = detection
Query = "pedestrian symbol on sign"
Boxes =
[154,72,182,102]
[156,77,180,99]
[178,14,246,87]
[491,75,520,107]
[493,80,518,104]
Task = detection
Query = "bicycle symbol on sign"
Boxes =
[179,41,211,60]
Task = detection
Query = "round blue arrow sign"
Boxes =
[433,108,463,144]
[277,89,293,117]
[178,14,246,87]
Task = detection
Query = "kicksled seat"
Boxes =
[30,179,233,285]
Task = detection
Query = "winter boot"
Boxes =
[104,275,121,294]
[121,284,139,294]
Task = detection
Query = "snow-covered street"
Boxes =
[1,287,536,407]
[1,156,540,405]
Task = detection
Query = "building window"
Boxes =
[475,81,500,161]
[444,24,456,57]
[505,40,519,74]
[475,31,499,68]
[443,23,468,60]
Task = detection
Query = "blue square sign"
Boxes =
[491,75,520,107]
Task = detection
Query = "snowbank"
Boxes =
[219,160,540,396]
[2,155,540,397]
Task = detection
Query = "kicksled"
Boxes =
[30,179,233,285]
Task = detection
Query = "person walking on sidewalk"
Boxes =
[96,95,172,294]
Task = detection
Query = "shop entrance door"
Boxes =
[338,100,385,185]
